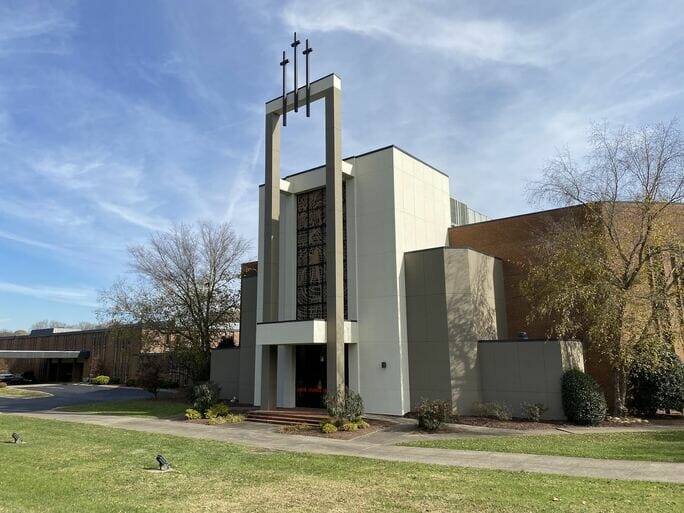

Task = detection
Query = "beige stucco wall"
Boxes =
[478,340,584,419]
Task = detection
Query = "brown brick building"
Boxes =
[0,327,145,383]
[448,204,684,401]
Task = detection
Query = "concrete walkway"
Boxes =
[10,411,684,484]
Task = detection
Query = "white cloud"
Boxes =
[0,281,97,308]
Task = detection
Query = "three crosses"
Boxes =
[280,33,313,126]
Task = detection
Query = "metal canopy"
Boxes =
[0,350,90,359]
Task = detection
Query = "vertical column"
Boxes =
[325,86,345,397]
[263,112,281,323]
[262,111,280,410]
[260,345,278,409]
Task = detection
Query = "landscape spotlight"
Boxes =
[156,454,171,471]
[11,432,23,444]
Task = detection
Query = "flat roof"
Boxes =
[0,350,90,359]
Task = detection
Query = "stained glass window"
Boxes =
[296,184,348,320]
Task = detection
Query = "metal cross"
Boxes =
[291,32,301,112]
[303,39,313,117]
[280,50,289,126]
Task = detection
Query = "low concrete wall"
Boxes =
[478,340,584,419]
[210,348,241,400]
[210,268,256,404]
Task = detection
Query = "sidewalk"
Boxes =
[12,411,684,484]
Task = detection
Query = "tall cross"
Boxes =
[280,50,289,126]
[303,39,313,117]
[291,32,301,112]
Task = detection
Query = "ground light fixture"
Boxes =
[156,454,171,471]
[11,432,23,444]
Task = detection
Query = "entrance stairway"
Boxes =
[246,408,328,427]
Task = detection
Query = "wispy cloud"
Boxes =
[0,1,75,55]
[0,281,98,308]
[0,229,70,253]
[282,0,546,66]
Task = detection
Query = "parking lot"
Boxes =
[0,384,151,413]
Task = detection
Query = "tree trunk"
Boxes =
[612,368,628,416]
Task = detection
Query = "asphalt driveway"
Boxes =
[0,384,152,413]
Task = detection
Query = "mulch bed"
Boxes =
[442,414,684,431]
[278,419,395,440]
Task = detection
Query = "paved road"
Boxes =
[15,411,684,484]
[0,384,152,412]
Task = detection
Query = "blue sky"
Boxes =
[1,0,683,331]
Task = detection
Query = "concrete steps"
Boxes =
[246,409,328,426]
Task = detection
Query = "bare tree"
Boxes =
[99,222,249,380]
[525,120,684,414]
[31,320,103,330]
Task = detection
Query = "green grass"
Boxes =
[57,399,191,419]
[401,430,684,462]
[0,387,52,399]
[0,416,682,513]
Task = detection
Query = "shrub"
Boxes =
[91,375,110,385]
[355,419,370,429]
[473,401,511,421]
[109,377,122,385]
[223,414,245,423]
[206,403,231,418]
[159,379,179,389]
[320,422,337,434]
[125,378,137,387]
[562,369,607,426]
[138,361,164,399]
[207,416,227,425]
[417,399,451,431]
[324,388,364,424]
[630,349,684,416]
[521,402,548,422]
[192,381,221,413]
[0,382,7,389]
[277,423,310,434]
[184,408,202,420]
[340,421,358,431]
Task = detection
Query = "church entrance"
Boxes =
[295,345,326,408]
[294,344,349,408]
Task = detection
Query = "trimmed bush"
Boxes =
[355,419,370,429]
[184,408,202,420]
[223,414,245,423]
[561,369,607,426]
[473,401,512,421]
[324,388,364,424]
[320,422,337,434]
[207,416,227,425]
[192,381,221,413]
[521,402,548,422]
[206,403,231,418]
[630,349,684,416]
[340,421,358,431]
[416,399,451,431]
[91,375,110,385]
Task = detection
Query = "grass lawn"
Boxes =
[0,416,682,513]
[0,387,52,399]
[401,430,684,462]
[57,398,191,419]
